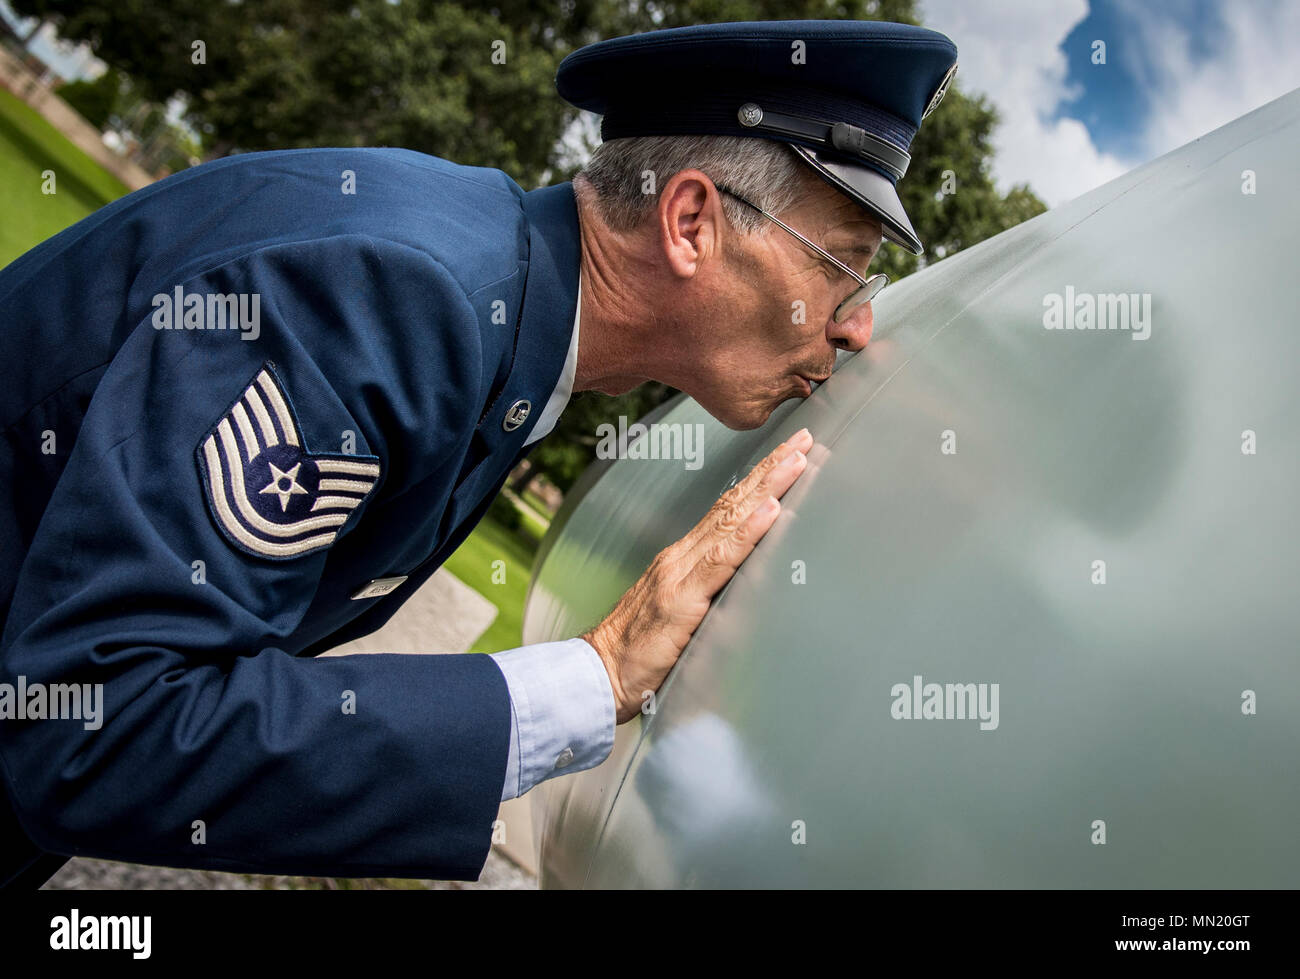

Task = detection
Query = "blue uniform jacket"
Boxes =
[0,148,580,885]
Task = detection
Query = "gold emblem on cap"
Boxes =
[922,62,958,120]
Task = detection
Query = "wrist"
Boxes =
[582,623,632,723]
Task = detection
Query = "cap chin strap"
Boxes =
[736,102,911,181]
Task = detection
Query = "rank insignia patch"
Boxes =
[196,363,381,560]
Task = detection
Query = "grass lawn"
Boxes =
[442,511,542,654]
[521,488,552,515]
[0,86,128,267]
[515,501,550,541]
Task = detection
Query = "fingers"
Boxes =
[678,427,812,593]
[684,490,786,600]
[680,427,812,556]
[785,426,815,454]
[732,428,812,502]
[759,441,809,502]
[587,427,816,723]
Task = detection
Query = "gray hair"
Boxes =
[575,134,813,234]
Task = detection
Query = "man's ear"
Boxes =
[656,169,725,279]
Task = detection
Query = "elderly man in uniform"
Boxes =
[0,20,957,886]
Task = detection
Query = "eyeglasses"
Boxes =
[715,184,888,324]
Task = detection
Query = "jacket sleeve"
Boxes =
[0,234,512,880]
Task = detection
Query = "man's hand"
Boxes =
[582,427,814,723]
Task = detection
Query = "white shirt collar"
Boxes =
[522,273,581,446]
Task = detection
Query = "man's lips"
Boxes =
[797,369,834,394]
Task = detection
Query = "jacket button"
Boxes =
[503,399,531,431]
[554,747,574,769]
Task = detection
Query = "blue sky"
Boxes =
[922,0,1300,204]
[1058,0,1154,159]
[1059,0,1229,158]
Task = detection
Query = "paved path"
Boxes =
[321,567,498,655]
[42,849,535,890]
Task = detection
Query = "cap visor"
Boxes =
[789,145,923,255]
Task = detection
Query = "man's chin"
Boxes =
[701,385,805,431]
[715,400,781,432]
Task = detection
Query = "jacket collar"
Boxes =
[471,181,581,456]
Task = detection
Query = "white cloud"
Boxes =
[1116,0,1300,157]
[920,0,1300,208]
[920,0,1129,206]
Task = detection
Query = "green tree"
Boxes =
[55,69,123,130]
[12,0,578,186]
[17,0,1045,491]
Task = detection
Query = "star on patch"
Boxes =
[260,462,309,511]
[196,362,382,560]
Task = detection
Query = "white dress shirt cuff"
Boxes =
[489,636,616,801]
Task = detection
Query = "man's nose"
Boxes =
[829,301,874,351]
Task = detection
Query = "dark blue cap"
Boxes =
[556,20,958,254]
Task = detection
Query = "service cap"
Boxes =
[556,20,959,254]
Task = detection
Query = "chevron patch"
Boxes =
[196,363,381,560]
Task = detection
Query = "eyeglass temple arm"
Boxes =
[715,184,870,287]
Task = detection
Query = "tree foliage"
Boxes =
[17,0,1046,490]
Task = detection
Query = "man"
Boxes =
[0,20,956,886]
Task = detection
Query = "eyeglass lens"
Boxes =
[834,273,889,323]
